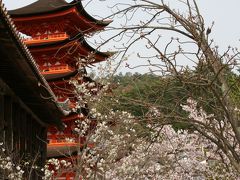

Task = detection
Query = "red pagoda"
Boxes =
[10,0,111,179]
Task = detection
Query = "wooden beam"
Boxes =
[0,93,4,142]
[12,103,19,160]
[4,95,13,151]
[19,110,26,157]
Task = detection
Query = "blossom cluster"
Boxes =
[43,158,72,180]
[46,76,240,179]
[0,143,24,180]
[75,105,239,179]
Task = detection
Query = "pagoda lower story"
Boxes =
[10,0,112,179]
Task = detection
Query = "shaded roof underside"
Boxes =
[44,69,79,81]
[28,35,112,63]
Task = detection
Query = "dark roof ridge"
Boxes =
[9,0,111,26]
[9,0,69,16]
[0,1,65,130]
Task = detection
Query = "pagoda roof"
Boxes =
[10,0,69,15]
[0,3,64,130]
[28,34,113,64]
[9,0,110,26]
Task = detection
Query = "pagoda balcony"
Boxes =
[41,64,76,80]
[47,138,94,157]
[41,64,74,74]
[47,134,86,144]
[47,136,94,147]
[24,33,68,45]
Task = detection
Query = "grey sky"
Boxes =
[3,0,240,46]
[3,0,240,74]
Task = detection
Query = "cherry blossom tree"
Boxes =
[47,0,240,178]
[90,0,240,174]
[6,0,239,179]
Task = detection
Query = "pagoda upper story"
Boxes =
[9,0,113,81]
[9,0,111,37]
[8,1,111,178]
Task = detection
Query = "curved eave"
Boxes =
[9,0,111,27]
[44,69,78,81]
[28,35,112,63]
[47,72,78,83]
[81,37,114,64]
[71,0,112,27]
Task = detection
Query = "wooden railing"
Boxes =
[41,65,74,74]
[24,33,68,44]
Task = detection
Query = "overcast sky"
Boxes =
[3,0,240,46]
[3,0,240,74]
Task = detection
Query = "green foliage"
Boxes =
[98,69,240,131]
[228,73,240,108]
[99,73,191,130]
